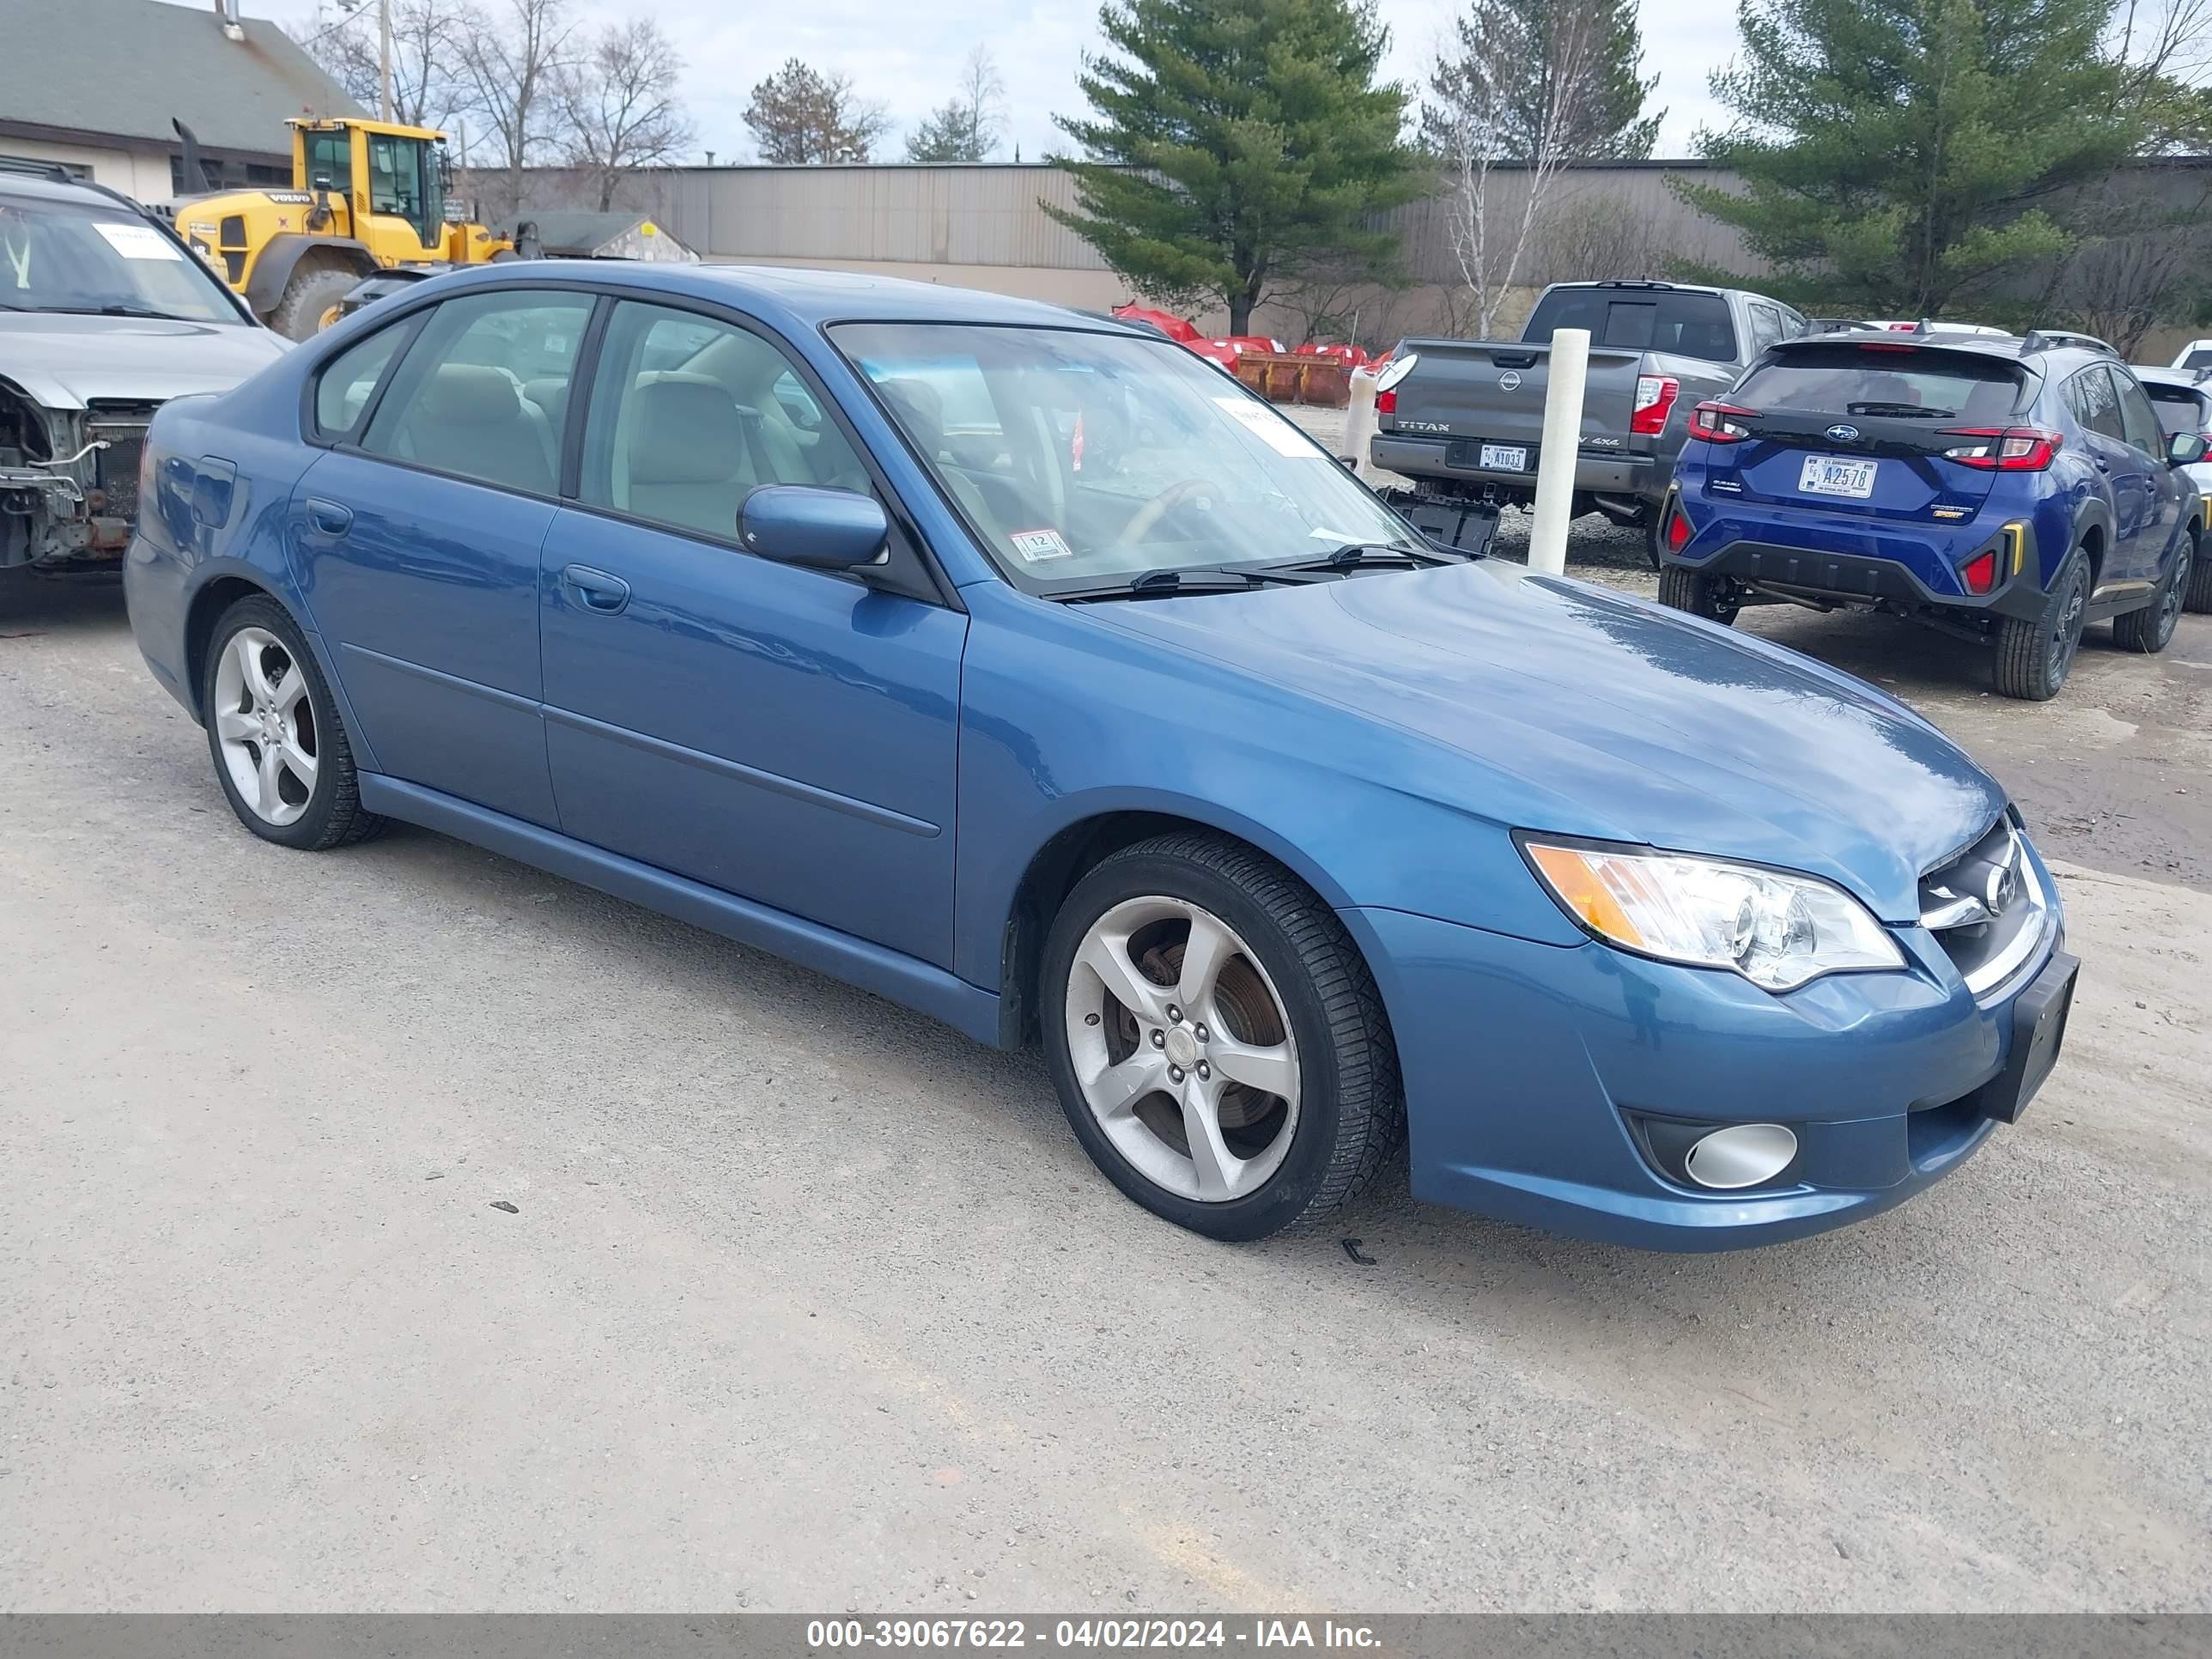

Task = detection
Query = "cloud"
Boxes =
[254,0,1735,162]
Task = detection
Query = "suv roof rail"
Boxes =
[0,155,80,184]
[1589,279,1676,290]
[2021,328,2116,356]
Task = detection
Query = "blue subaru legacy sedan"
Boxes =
[124,264,2079,1249]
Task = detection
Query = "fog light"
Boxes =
[1683,1123,1798,1189]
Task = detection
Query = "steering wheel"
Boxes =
[1120,477,1225,544]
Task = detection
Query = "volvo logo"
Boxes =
[1826,423,1861,442]
[1499,370,1522,392]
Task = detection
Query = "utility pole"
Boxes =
[378,0,392,123]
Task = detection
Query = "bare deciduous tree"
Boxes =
[906,44,1007,162]
[451,0,580,220]
[558,17,695,210]
[1425,3,1602,337]
[290,1,465,130]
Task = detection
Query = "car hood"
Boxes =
[0,313,287,410]
[1091,561,2005,921]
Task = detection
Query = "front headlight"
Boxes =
[1522,838,1904,992]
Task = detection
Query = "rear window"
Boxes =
[2140,380,2209,435]
[1523,287,1738,362]
[1732,344,2027,423]
[2180,349,2212,371]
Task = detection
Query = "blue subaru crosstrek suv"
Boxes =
[1655,327,2208,698]
[125,264,2078,1251]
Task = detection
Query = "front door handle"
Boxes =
[307,497,353,537]
[562,562,631,615]
[2093,454,2111,473]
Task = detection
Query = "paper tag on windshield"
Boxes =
[1009,527,1073,562]
[94,222,185,262]
[1213,396,1315,457]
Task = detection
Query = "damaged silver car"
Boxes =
[2,161,285,581]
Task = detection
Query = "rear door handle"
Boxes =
[562,562,630,615]
[307,497,352,536]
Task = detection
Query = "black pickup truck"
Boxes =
[1372,280,1808,559]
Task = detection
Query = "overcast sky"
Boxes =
[258,0,1743,163]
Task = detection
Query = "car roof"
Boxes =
[0,167,146,211]
[2130,364,2212,391]
[412,258,1150,335]
[1780,327,2114,369]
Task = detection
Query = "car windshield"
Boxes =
[830,322,1421,590]
[1733,344,2026,422]
[0,193,243,325]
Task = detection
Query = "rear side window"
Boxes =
[2067,365,2127,443]
[1732,344,2026,422]
[2140,380,2209,436]
[314,324,404,436]
[1523,287,1739,362]
[1746,303,1784,354]
[362,289,594,495]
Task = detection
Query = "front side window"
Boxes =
[0,193,242,324]
[1747,303,1784,354]
[831,322,1421,592]
[579,301,870,543]
[362,289,593,495]
[2112,373,2166,456]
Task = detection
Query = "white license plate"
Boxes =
[1799,455,1878,498]
[1480,443,1528,471]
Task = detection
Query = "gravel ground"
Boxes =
[1,552,2208,1613]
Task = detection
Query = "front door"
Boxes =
[537,298,968,968]
[289,285,595,826]
[2069,365,2157,582]
[2112,368,2183,582]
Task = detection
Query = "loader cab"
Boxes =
[289,119,449,258]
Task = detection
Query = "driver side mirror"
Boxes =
[2166,430,2207,466]
[738,484,889,571]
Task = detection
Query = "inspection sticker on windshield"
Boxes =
[93,222,185,262]
[1009,527,1074,562]
[1213,396,1315,457]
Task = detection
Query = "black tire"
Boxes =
[1040,834,1403,1242]
[1656,562,1740,625]
[2113,527,2194,653]
[1994,552,2089,701]
[200,593,385,850]
[2182,526,2212,615]
[266,263,362,341]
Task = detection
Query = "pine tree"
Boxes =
[1047,0,1420,334]
[1421,0,1661,162]
[1678,0,2141,317]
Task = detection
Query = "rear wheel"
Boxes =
[1994,553,2089,700]
[1040,835,1401,1242]
[201,594,384,849]
[2113,529,2193,653]
[1656,562,1740,625]
[267,264,362,341]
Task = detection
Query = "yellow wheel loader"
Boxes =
[171,117,536,339]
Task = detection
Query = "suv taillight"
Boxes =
[1631,374,1679,435]
[1687,401,1756,443]
[1940,428,2061,471]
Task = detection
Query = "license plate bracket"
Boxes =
[1982,949,2079,1123]
[1479,442,1528,471]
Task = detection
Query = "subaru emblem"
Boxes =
[1499,371,1522,392]
[1826,422,1860,442]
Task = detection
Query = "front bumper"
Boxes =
[1343,885,2064,1251]
[1371,432,1660,503]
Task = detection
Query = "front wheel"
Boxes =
[1040,835,1402,1241]
[1656,562,1740,625]
[2114,528,2193,653]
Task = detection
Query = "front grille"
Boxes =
[1919,815,2051,997]
[86,404,156,522]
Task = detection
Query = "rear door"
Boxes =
[1702,342,2023,523]
[2067,365,2156,579]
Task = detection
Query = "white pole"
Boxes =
[378,0,393,123]
[1527,325,1589,576]
[1343,365,1380,484]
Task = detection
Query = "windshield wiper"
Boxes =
[1282,539,1462,572]
[1846,402,1955,419]
[40,303,198,321]
[1047,565,1308,603]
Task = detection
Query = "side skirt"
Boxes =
[357,773,1006,1048]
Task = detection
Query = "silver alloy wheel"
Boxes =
[212,626,318,827]
[1064,895,1301,1202]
